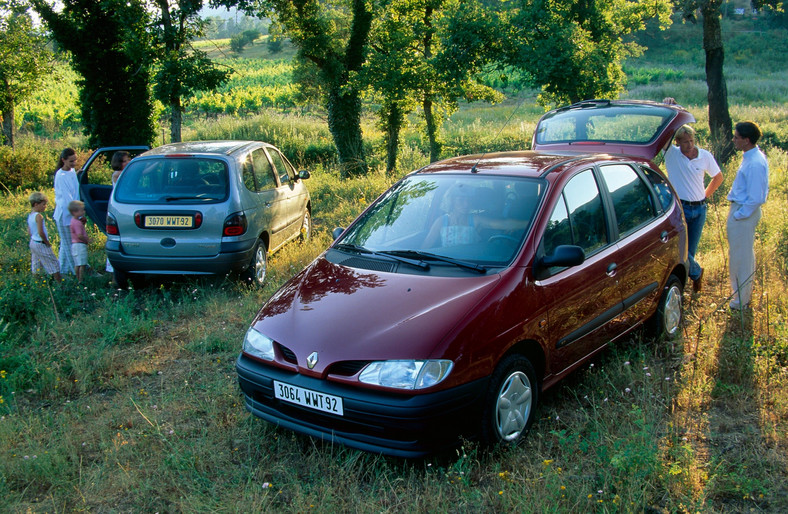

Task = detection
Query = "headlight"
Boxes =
[359,360,453,390]
[242,327,275,361]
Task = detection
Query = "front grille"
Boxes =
[328,360,370,377]
[277,343,298,364]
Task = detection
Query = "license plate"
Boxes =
[144,215,193,228]
[273,380,344,416]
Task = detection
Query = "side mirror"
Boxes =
[298,170,311,180]
[540,245,585,268]
[332,227,345,240]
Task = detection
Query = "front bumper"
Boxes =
[236,353,490,458]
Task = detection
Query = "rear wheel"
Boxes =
[652,274,683,339]
[241,239,267,287]
[481,354,538,445]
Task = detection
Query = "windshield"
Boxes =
[535,103,677,145]
[337,175,545,267]
[115,158,230,203]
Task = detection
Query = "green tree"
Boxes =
[364,0,503,170]
[504,0,673,106]
[152,0,229,143]
[673,0,783,163]
[227,0,373,177]
[0,1,51,148]
[32,0,156,147]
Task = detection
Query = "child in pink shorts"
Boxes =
[69,200,90,282]
[27,192,62,282]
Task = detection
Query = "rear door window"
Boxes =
[599,164,656,238]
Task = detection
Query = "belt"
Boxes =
[681,199,706,206]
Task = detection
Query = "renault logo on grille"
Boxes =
[306,352,319,369]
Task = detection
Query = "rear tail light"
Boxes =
[194,212,203,228]
[134,212,142,228]
[223,212,247,236]
[106,213,119,235]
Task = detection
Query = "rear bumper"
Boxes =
[106,239,255,275]
[236,353,490,458]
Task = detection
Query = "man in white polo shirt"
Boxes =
[727,121,769,310]
[663,124,724,293]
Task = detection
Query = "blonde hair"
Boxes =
[674,124,696,140]
[68,199,85,214]
[29,191,47,207]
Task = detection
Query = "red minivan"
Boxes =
[236,100,693,457]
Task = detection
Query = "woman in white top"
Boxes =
[53,148,80,275]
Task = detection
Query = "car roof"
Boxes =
[140,140,270,157]
[532,99,695,160]
[415,150,642,179]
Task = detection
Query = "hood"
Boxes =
[532,100,695,160]
[251,257,501,374]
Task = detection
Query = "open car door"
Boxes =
[78,146,149,233]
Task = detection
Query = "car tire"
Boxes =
[112,269,128,289]
[300,210,312,241]
[651,274,683,339]
[242,239,267,287]
[481,354,538,446]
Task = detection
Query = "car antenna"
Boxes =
[470,95,529,174]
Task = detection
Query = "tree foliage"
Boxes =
[32,0,156,147]
[225,0,373,177]
[504,0,673,106]
[0,1,52,147]
[672,0,784,163]
[151,0,230,142]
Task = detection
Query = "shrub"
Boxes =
[0,146,54,192]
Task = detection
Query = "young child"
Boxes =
[27,192,62,282]
[68,200,90,282]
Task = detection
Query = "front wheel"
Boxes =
[300,211,312,241]
[651,274,683,339]
[481,354,538,446]
[241,239,267,287]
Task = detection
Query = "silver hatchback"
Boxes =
[106,140,311,286]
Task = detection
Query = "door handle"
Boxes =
[660,230,669,243]
[606,262,617,277]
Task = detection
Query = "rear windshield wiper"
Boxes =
[163,195,215,202]
[382,250,487,274]
[334,243,430,270]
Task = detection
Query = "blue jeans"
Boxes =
[683,202,707,281]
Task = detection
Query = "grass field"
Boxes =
[1,16,787,513]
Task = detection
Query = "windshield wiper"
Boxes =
[334,243,430,270]
[382,250,487,274]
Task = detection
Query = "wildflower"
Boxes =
[498,491,503,495]
[665,377,671,381]
[262,482,271,489]
[603,397,608,402]
[625,388,631,393]
[646,372,651,377]
[624,361,630,366]
[543,459,553,466]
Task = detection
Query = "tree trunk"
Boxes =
[385,103,403,174]
[422,3,441,163]
[170,98,182,143]
[423,97,441,162]
[1,106,13,148]
[702,4,734,164]
[326,86,367,177]
[324,0,371,178]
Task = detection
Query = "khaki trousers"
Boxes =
[727,202,761,308]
